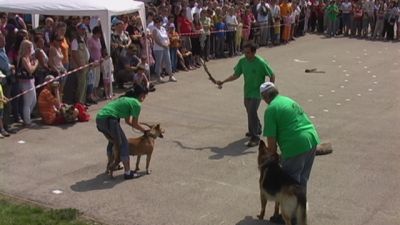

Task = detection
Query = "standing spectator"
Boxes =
[17,40,38,127]
[216,43,275,147]
[362,0,376,38]
[191,13,203,66]
[235,16,243,55]
[86,26,103,101]
[225,7,239,56]
[43,17,55,50]
[383,1,396,40]
[54,22,69,71]
[0,71,10,137]
[200,10,212,61]
[352,3,363,38]
[177,9,193,55]
[257,0,271,46]
[326,0,339,37]
[69,23,90,104]
[111,19,132,79]
[48,35,67,94]
[214,7,226,58]
[341,0,352,36]
[242,7,256,43]
[270,0,281,45]
[152,16,177,83]
[101,53,114,100]
[280,0,293,43]
[373,3,385,40]
[168,23,180,73]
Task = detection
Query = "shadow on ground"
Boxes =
[236,216,276,225]
[70,173,126,192]
[172,138,257,160]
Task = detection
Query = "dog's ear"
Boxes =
[258,140,267,165]
[155,124,160,129]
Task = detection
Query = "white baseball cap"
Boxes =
[260,82,275,94]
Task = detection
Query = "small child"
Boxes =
[86,68,97,104]
[133,64,155,92]
[101,54,114,100]
[0,72,10,138]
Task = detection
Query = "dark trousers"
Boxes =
[244,98,261,141]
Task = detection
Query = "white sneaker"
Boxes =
[169,76,177,82]
[157,78,166,83]
[0,133,4,138]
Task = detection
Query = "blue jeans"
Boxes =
[154,49,172,78]
[170,48,178,72]
[281,146,316,194]
[96,118,129,162]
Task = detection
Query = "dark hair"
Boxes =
[51,34,63,42]
[122,84,149,98]
[243,42,258,53]
[92,26,102,35]
[153,16,163,23]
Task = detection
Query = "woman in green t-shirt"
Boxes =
[96,84,149,180]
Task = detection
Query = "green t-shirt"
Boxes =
[263,95,320,159]
[96,97,141,119]
[326,4,339,21]
[233,55,274,99]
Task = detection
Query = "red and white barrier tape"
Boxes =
[8,59,103,101]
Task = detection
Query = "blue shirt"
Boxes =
[0,48,11,76]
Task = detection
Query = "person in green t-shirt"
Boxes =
[216,42,275,147]
[260,81,319,193]
[326,0,339,37]
[96,84,150,180]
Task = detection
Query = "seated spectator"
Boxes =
[38,75,78,125]
[115,44,140,88]
[133,64,155,92]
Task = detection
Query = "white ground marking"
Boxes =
[332,60,336,63]
[368,89,373,92]
[308,99,313,102]
[310,116,316,119]
[323,109,329,112]
[319,94,324,97]
[367,71,371,73]
[363,66,368,69]
[340,85,345,88]
[373,81,378,84]
[51,189,63,195]
[343,70,348,72]
[344,79,349,82]
[345,99,351,102]
[357,94,362,96]
[363,49,367,52]
[338,65,342,68]
[372,75,377,78]
[364,53,368,56]
[345,74,350,77]
[336,103,342,106]
[331,90,336,93]
[294,59,309,63]
[17,140,26,144]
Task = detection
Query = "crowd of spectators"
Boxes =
[0,0,399,137]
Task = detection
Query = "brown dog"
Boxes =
[105,123,164,177]
[127,123,164,174]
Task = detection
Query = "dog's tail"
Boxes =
[296,188,307,225]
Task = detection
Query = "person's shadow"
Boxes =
[70,172,128,192]
[235,216,276,225]
[172,138,257,160]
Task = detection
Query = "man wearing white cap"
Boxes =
[260,81,320,222]
[260,81,319,195]
[217,42,275,147]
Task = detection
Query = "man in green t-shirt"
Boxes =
[96,84,150,180]
[326,0,339,37]
[216,42,275,147]
[260,81,319,192]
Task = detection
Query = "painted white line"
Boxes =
[336,103,342,106]
[294,59,309,63]
[323,109,329,112]
[345,99,351,102]
[52,189,63,195]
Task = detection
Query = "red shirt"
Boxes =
[177,16,193,35]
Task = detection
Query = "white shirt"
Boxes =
[257,3,270,22]
[341,2,352,14]
[153,26,169,51]
[225,14,238,30]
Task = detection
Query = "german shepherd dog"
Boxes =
[106,123,164,177]
[257,140,307,225]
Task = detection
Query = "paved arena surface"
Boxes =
[1,35,400,225]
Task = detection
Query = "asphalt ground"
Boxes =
[1,34,400,225]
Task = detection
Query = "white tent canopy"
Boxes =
[0,0,146,54]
